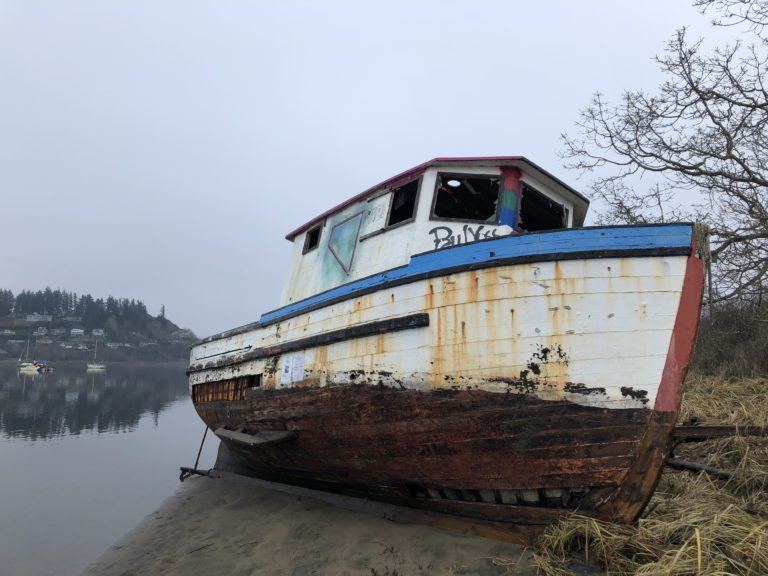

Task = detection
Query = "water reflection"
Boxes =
[0,362,216,576]
[0,363,190,439]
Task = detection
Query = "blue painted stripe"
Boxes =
[260,224,694,326]
[498,206,517,227]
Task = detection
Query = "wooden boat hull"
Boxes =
[188,224,705,538]
[197,385,677,528]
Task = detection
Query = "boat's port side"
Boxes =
[186,159,707,535]
[190,251,692,411]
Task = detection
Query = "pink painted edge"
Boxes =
[284,156,589,240]
[653,239,705,413]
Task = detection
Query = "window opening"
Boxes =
[252,374,262,388]
[387,179,419,227]
[432,173,500,222]
[303,224,322,254]
[519,183,566,232]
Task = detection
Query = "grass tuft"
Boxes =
[533,375,768,575]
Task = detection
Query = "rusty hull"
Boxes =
[195,384,675,542]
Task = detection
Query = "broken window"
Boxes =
[387,179,419,227]
[519,183,566,232]
[302,223,322,254]
[432,173,500,222]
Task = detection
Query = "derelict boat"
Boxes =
[188,157,705,540]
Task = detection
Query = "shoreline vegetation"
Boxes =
[0,287,195,362]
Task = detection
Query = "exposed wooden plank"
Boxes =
[214,427,297,446]
[673,425,768,441]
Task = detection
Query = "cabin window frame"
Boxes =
[359,177,423,242]
[429,171,502,224]
[302,223,323,255]
[385,177,422,230]
[518,182,568,232]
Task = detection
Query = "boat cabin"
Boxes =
[280,157,589,305]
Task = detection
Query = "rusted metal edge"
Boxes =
[187,312,429,374]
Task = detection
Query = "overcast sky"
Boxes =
[0,1,731,337]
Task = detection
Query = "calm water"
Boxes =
[0,362,218,576]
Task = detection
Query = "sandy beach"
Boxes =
[85,472,535,576]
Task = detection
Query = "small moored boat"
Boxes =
[86,341,106,372]
[187,157,705,540]
[18,340,53,374]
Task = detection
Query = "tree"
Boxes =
[0,289,13,316]
[562,0,768,303]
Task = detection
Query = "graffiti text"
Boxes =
[428,225,508,250]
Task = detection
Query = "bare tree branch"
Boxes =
[562,1,768,302]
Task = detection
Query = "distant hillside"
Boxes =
[0,288,196,362]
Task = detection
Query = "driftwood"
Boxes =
[666,458,733,479]
[665,424,765,479]
[673,425,768,442]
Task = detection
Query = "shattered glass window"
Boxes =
[432,173,500,222]
[387,179,419,227]
[519,183,566,232]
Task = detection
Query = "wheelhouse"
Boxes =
[280,157,589,305]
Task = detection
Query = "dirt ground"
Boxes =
[84,472,536,576]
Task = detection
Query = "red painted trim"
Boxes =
[284,156,590,240]
[500,166,522,199]
[653,241,705,413]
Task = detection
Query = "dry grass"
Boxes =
[533,375,768,576]
[680,374,768,428]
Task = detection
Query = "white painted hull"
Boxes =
[190,254,690,410]
[18,363,40,374]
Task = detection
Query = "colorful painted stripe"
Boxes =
[258,224,694,327]
[498,166,521,227]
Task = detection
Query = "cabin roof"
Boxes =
[285,156,590,240]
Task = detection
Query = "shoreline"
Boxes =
[85,472,535,576]
[0,358,188,366]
